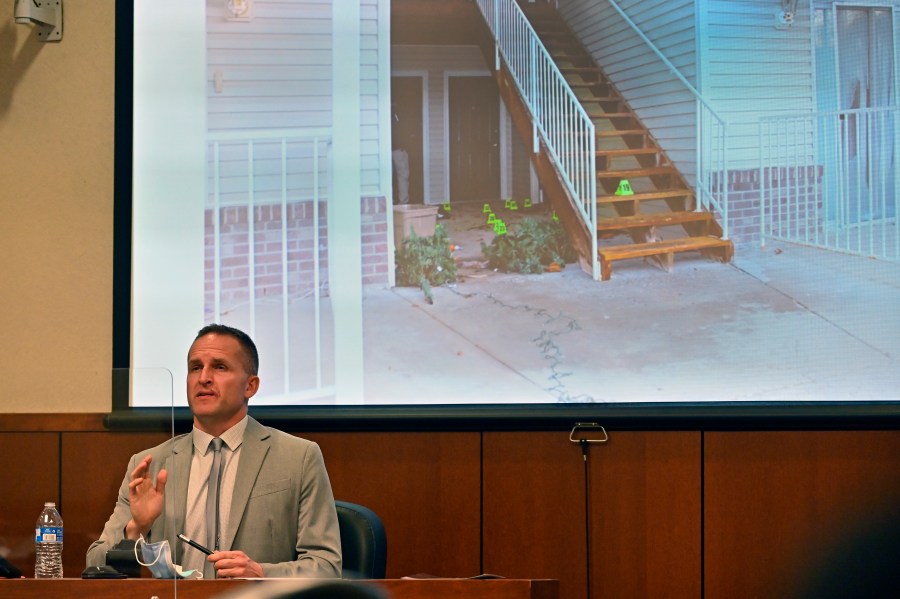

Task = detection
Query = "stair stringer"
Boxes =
[473,28,597,277]
[495,65,596,277]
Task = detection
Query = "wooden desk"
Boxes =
[0,578,558,599]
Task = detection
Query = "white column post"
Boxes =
[330,0,365,403]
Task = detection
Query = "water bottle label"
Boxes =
[36,526,63,543]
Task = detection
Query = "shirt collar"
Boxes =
[192,415,249,455]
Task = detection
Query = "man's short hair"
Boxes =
[193,323,259,375]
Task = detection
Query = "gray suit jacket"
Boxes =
[86,417,342,578]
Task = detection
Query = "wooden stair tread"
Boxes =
[522,7,558,14]
[560,147,659,157]
[599,236,731,261]
[597,189,693,203]
[595,129,645,137]
[559,66,600,74]
[597,212,713,231]
[597,166,676,179]
[569,85,611,93]
[586,109,631,117]
[595,147,660,157]
[586,112,633,120]
[580,95,621,102]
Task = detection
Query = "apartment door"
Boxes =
[816,4,896,223]
[449,76,500,204]
[391,76,425,204]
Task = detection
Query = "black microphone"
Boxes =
[0,556,22,578]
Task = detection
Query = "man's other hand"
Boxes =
[208,550,264,578]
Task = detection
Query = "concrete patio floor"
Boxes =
[362,238,900,406]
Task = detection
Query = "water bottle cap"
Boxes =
[44,502,55,507]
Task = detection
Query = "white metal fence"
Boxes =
[207,128,336,402]
[475,0,599,278]
[760,107,899,262]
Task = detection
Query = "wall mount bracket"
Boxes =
[15,0,63,42]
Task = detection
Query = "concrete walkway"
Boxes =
[363,241,900,405]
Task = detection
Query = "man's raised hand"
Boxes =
[125,455,167,539]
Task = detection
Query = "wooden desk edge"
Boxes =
[0,577,560,599]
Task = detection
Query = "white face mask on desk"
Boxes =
[134,535,203,579]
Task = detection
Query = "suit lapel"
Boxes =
[164,434,193,560]
[222,417,271,550]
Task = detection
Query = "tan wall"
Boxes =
[0,1,114,413]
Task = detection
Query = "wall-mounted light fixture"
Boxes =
[775,0,798,29]
[225,0,253,22]
[14,0,63,42]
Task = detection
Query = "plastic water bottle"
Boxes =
[34,502,63,578]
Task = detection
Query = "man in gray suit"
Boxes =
[86,324,342,578]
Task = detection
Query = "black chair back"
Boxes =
[335,500,387,579]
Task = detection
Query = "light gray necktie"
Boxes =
[205,437,225,577]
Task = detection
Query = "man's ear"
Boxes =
[245,375,260,400]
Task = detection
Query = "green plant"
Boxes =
[481,218,576,274]
[395,224,457,303]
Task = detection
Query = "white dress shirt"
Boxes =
[181,416,248,575]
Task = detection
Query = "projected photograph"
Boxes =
[126,0,900,410]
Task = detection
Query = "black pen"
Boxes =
[177,533,213,555]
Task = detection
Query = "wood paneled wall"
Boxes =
[61,432,171,573]
[1,419,899,599]
[704,431,900,598]
[0,432,60,573]
[310,432,482,579]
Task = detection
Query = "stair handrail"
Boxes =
[602,0,729,239]
[475,0,599,279]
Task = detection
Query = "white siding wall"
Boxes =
[206,0,385,202]
[206,1,332,132]
[392,45,493,204]
[701,0,814,167]
[558,0,699,180]
[557,0,816,170]
[360,0,385,194]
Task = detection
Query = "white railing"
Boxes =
[698,107,729,239]
[760,107,899,262]
[207,128,336,400]
[602,0,729,238]
[475,0,598,279]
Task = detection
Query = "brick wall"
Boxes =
[205,196,389,313]
[722,168,761,244]
[717,166,823,244]
[361,196,391,284]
